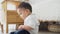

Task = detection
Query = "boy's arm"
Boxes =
[18,25,33,31]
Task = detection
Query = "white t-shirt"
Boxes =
[24,14,40,34]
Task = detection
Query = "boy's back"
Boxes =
[24,14,40,34]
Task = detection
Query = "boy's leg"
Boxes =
[14,29,30,34]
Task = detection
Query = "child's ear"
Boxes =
[25,9,29,13]
[26,9,29,13]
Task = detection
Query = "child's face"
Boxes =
[17,8,28,19]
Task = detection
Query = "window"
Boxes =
[7,3,16,10]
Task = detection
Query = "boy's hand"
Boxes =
[18,25,23,30]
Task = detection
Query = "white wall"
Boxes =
[29,0,60,21]
[0,5,5,24]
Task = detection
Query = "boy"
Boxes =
[10,2,40,34]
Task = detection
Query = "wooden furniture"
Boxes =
[0,23,3,33]
[2,1,24,33]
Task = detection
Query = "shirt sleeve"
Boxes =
[24,17,36,29]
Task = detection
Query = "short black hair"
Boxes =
[18,2,32,12]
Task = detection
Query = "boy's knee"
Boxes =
[14,30,24,34]
[14,29,30,34]
[10,32,15,34]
